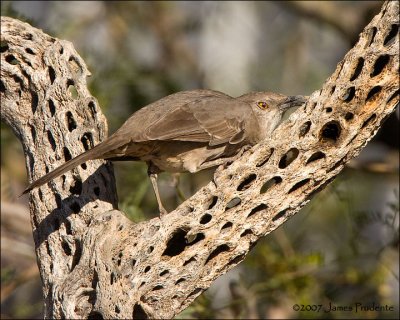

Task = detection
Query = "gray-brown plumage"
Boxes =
[23,89,306,215]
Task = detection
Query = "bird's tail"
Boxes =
[22,136,122,195]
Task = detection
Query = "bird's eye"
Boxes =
[257,101,268,109]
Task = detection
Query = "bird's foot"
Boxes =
[159,206,169,217]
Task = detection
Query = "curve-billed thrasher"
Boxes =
[23,89,306,215]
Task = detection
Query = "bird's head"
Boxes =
[237,92,307,137]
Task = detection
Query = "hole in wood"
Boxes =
[115,306,120,314]
[288,178,311,193]
[63,147,72,161]
[152,285,163,291]
[67,79,78,99]
[61,240,72,256]
[71,240,82,272]
[247,204,267,218]
[366,86,382,101]
[12,75,23,88]
[48,66,56,84]
[208,196,218,209]
[226,254,247,269]
[384,24,398,46]
[368,27,378,46]
[327,159,346,173]
[306,151,326,164]
[320,121,341,142]
[175,278,185,285]
[68,56,83,75]
[147,246,154,254]
[200,213,212,224]
[345,112,354,121]
[225,197,241,210]
[25,47,35,55]
[144,266,151,273]
[183,257,196,266]
[5,54,19,65]
[330,86,336,95]
[88,101,97,118]
[325,107,333,113]
[371,55,390,77]
[361,114,377,129]
[81,132,94,151]
[260,176,282,194]
[350,57,364,81]
[342,87,355,102]
[132,304,148,320]
[0,42,9,53]
[240,229,253,237]
[24,33,33,41]
[278,148,299,169]
[116,252,123,266]
[0,80,5,92]
[187,288,202,299]
[162,228,188,257]
[31,91,38,114]
[205,244,230,265]
[88,311,104,320]
[299,121,311,137]
[237,173,257,191]
[221,221,233,233]
[159,270,169,276]
[187,233,205,246]
[66,111,77,132]
[29,125,36,143]
[48,99,56,116]
[272,210,287,222]
[256,148,274,167]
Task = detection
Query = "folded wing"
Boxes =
[142,96,256,146]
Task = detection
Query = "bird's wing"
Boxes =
[141,96,255,146]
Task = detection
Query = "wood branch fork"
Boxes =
[0,1,398,318]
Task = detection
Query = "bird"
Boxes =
[23,89,307,215]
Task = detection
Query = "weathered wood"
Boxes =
[0,1,398,318]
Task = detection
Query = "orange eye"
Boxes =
[257,101,268,109]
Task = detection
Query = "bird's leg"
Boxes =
[149,173,168,216]
[147,163,168,216]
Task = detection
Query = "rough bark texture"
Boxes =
[0,1,398,318]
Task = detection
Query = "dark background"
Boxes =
[1,1,398,319]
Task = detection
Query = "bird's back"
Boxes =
[113,89,232,141]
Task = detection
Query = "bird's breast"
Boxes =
[146,141,238,173]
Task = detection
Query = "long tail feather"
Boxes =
[22,137,121,195]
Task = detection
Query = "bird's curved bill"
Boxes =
[280,95,308,110]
